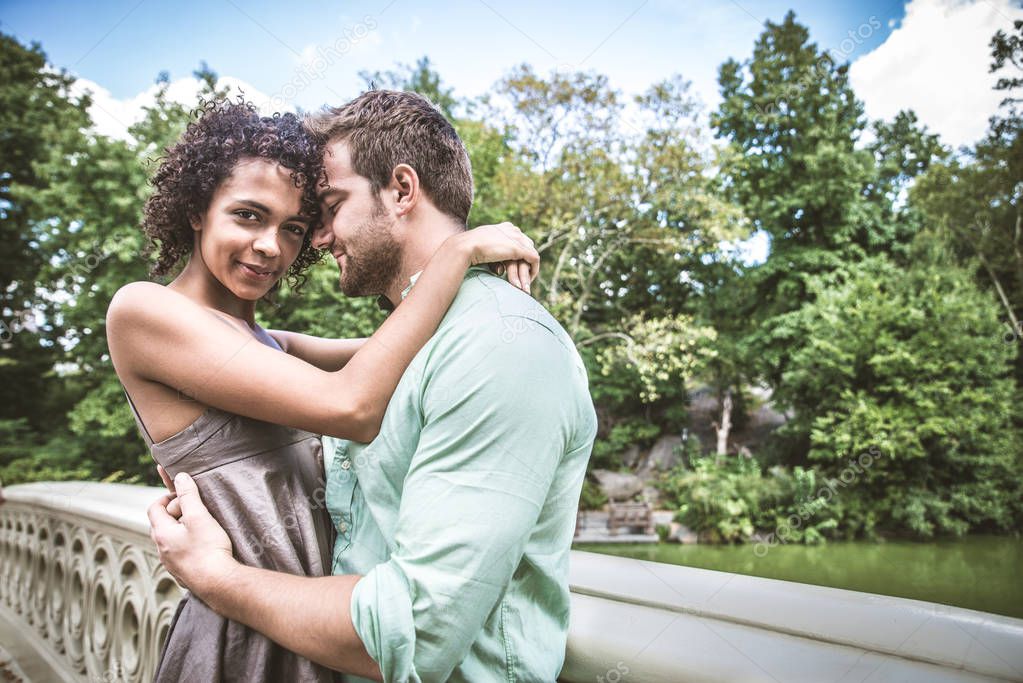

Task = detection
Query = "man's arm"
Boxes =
[148,473,382,681]
[348,318,585,681]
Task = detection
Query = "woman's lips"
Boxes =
[238,262,275,280]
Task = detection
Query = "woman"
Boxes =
[105,101,537,682]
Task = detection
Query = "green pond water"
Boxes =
[574,535,1023,620]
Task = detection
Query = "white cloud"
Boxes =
[69,75,278,142]
[850,0,1023,149]
[273,19,382,111]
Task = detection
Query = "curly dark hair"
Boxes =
[142,99,324,289]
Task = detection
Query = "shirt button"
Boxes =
[338,522,348,533]
[341,459,351,470]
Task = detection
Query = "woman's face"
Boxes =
[191,158,311,301]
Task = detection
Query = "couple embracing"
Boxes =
[106,89,597,682]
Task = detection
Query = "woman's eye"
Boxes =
[284,224,306,236]
[234,209,259,221]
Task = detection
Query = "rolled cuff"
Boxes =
[350,561,421,683]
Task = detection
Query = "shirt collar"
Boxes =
[376,266,494,312]
[401,270,423,301]
[376,270,424,312]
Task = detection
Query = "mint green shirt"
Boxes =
[323,267,597,682]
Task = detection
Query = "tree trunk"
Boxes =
[979,252,1020,332]
[714,388,733,456]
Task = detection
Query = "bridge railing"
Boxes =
[3,482,1023,683]
[1,482,181,682]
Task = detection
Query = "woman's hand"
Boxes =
[447,222,539,293]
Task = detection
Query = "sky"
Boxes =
[3,0,1020,151]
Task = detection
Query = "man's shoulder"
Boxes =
[425,270,596,442]
[445,269,572,348]
[423,271,589,401]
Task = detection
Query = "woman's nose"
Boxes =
[253,229,281,257]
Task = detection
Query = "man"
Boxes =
[148,89,598,682]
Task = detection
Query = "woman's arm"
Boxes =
[267,259,532,370]
[267,331,367,371]
[107,223,538,442]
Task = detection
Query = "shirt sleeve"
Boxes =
[349,318,579,682]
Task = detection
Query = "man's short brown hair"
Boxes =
[305,90,473,224]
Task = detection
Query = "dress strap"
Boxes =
[122,388,155,447]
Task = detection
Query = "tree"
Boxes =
[864,110,947,256]
[0,33,97,485]
[0,33,91,435]
[358,56,458,118]
[712,13,950,466]
[1,61,221,485]
[911,20,1023,386]
[712,12,882,410]
[713,11,876,259]
[770,249,1020,537]
[479,66,739,460]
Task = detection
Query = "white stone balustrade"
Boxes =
[3,481,1023,683]
[1,483,182,682]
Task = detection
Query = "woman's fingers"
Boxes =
[467,223,539,285]
[517,261,531,293]
[507,260,522,290]
[498,260,536,294]
[157,464,175,493]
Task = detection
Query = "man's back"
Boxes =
[325,267,597,682]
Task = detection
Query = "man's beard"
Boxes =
[338,199,403,297]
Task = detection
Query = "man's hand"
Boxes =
[148,472,236,595]
[149,471,380,679]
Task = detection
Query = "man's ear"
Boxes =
[390,164,420,218]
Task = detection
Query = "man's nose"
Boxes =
[311,220,334,251]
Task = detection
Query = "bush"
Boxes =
[659,454,761,543]
[766,253,1021,538]
[589,418,661,470]
[578,478,609,511]
[659,455,841,544]
[760,465,839,545]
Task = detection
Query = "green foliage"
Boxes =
[714,11,873,256]
[911,26,1022,391]
[578,478,608,511]
[0,420,92,485]
[1,32,92,434]
[990,20,1023,107]
[661,454,761,543]
[659,456,840,545]
[359,56,458,118]
[762,466,840,545]
[590,417,661,470]
[595,313,716,403]
[1,20,1021,547]
[769,251,1020,538]
[1,35,214,485]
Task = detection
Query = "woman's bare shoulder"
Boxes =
[107,281,195,327]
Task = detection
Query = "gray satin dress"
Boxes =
[126,333,342,683]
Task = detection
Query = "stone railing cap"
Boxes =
[2,482,165,537]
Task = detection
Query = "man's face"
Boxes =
[312,141,402,297]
